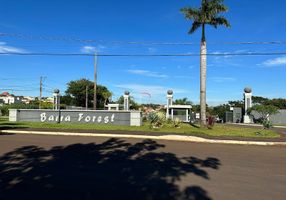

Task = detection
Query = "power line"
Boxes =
[1,32,286,46]
[0,77,39,80]
[1,52,286,57]
[0,88,37,92]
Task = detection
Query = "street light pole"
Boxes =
[86,85,88,110]
[93,53,98,110]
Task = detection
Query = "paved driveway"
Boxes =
[0,134,286,200]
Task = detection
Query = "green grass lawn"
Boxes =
[0,117,280,138]
[274,124,286,126]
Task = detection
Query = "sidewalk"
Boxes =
[1,128,286,146]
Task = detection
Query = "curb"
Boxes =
[1,130,286,146]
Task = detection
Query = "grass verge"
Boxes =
[0,117,280,138]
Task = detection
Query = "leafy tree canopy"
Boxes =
[174,98,192,105]
[248,105,279,120]
[65,78,111,109]
[252,96,286,109]
[117,96,140,110]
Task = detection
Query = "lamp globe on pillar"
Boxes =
[53,89,61,110]
[123,91,130,111]
[166,90,173,119]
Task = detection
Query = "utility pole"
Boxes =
[39,76,43,109]
[85,85,88,110]
[93,53,98,110]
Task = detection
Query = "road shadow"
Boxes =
[0,139,220,200]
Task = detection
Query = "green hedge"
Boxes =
[0,103,53,116]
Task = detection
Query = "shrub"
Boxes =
[165,118,172,125]
[0,103,53,116]
[147,111,166,129]
[173,118,182,128]
[248,105,279,129]
[262,119,273,129]
[207,116,215,129]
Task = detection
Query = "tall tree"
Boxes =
[181,0,230,126]
[65,78,111,109]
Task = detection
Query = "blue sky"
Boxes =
[0,0,286,105]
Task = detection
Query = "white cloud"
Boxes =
[174,75,193,79]
[261,57,286,67]
[209,52,241,67]
[80,45,106,53]
[212,49,248,58]
[0,42,26,54]
[81,46,96,53]
[115,84,189,97]
[212,51,231,58]
[210,77,236,83]
[148,47,157,53]
[113,84,191,104]
[127,69,169,78]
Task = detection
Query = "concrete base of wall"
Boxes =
[243,115,253,124]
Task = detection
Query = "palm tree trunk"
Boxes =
[200,24,207,126]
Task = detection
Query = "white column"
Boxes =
[243,88,253,123]
[166,90,173,119]
[123,91,130,111]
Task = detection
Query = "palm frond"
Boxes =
[209,0,229,13]
[180,7,201,21]
[189,22,202,34]
[209,17,231,28]
[181,0,230,34]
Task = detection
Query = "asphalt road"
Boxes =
[0,134,286,200]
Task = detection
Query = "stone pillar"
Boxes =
[166,90,173,119]
[243,87,253,123]
[123,91,130,111]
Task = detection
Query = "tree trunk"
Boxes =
[200,27,207,126]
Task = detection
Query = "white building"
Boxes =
[22,96,35,104]
[0,92,24,104]
[165,90,192,122]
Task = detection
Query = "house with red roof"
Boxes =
[0,92,24,104]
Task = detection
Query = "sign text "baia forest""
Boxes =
[40,113,116,124]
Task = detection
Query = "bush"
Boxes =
[147,111,166,129]
[173,118,182,128]
[166,118,173,125]
[207,116,215,129]
[0,103,53,116]
[262,119,273,129]
[248,105,279,129]
[0,105,9,116]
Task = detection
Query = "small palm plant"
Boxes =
[148,111,166,129]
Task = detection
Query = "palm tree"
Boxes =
[181,0,230,126]
[102,91,112,106]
